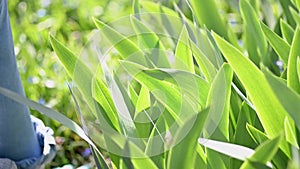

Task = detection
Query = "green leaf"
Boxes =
[293,0,300,9]
[92,77,121,132]
[49,35,95,111]
[190,39,217,83]
[246,125,289,169]
[190,0,228,40]
[278,0,296,27]
[280,19,295,44]
[298,57,300,81]
[194,144,207,168]
[240,0,268,66]
[284,117,299,148]
[135,85,150,116]
[167,108,209,169]
[131,16,158,50]
[132,0,140,19]
[264,69,300,132]
[174,25,195,73]
[246,123,268,144]
[234,103,257,148]
[130,16,170,68]
[212,32,291,157]
[120,60,209,120]
[207,150,228,169]
[0,87,110,169]
[93,18,145,60]
[104,136,158,168]
[240,161,271,169]
[261,22,290,64]
[287,27,300,93]
[50,36,121,132]
[250,134,282,164]
[205,64,233,141]
[241,134,282,168]
[290,7,300,25]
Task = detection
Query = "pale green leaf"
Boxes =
[246,123,268,144]
[240,0,268,66]
[264,69,300,132]
[189,0,228,40]
[280,19,295,44]
[287,27,300,93]
[92,77,121,132]
[190,39,217,82]
[284,117,299,148]
[261,22,290,64]
[93,18,145,60]
[167,109,209,169]
[205,64,233,141]
[290,7,300,25]
[241,134,282,168]
[278,0,296,27]
[174,25,194,73]
[212,32,291,157]
[298,57,300,82]
[130,16,170,68]
[135,85,150,117]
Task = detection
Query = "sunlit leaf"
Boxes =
[190,0,228,40]
[167,108,209,169]
[205,64,233,141]
[93,18,145,60]
[213,32,291,157]
[264,69,300,132]
[290,7,300,25]
[284,117,299,149]
[241,134,282,168]
[174,25,194,73]
[280,19,295,44]
[246,123,268,144]
[261,22,290,64]
[240,0,268,66]
[287,27,300,93]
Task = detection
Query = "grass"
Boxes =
[5,0,300,168]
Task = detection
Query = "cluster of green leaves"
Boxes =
[5,0,300,168]
[8,0,132,167]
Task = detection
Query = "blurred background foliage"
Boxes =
[7,0,285,168]
[8,0,132,167]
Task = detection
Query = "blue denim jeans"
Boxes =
[0,0,55,168]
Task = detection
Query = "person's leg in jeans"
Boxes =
[0,0,41,162]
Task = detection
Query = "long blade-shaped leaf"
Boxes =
[167,109,209,169]
[190,39,217,82]
[93,18,145,60]
[287,27,300,93]
[261,22,290,64]
[264,69,300,132]
[130,16,170,68]
[189,0,228,40]
[212,32,291,157]
[174,25,194,73]
[280,19,295,44]
[240,0,268,66]
[50,36,121,132]
[205,64,233,141]
[241,135,282,168]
